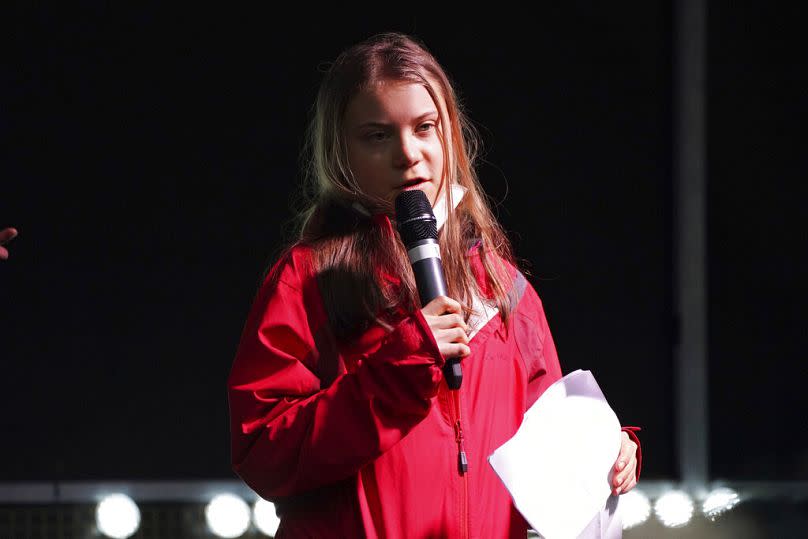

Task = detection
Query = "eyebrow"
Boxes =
[357,110,439,129]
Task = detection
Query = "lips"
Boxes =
[400,178,428,190]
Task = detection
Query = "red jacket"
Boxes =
[227,240,641,538]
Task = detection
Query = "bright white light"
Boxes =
[620,489,651,529]
[654,490,694,528]
[96,493,141,538]
[253,499,281,536]
[205,493,251,538]
[703,487,740,520]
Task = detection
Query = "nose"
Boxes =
[393,133,420,169]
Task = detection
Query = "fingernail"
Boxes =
[619,460,625,469]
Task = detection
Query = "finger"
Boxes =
[0,246,7,260]
[434,313,470,332]
[424,313,471,336]
[617,474,637,495]
[613,455,628,474]
[0,228,17,244]
[422,295,457,316]
[439,342,470,359]
[441,297,463,315]
[614,433,629,471]
[621,443,638,469]
[614,438,637,472]
[438,327,469,345]
[613,460,637,493]
[612,457,634,486]
[439,295,463,315]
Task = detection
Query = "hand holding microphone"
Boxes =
[420,295,471,376]
[395,190,467,390]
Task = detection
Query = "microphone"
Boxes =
[394,189,462,390]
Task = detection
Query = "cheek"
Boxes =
[348,148,385,193]
[427,144,446,181]
[425,136,445,165]
[346,143,364,172]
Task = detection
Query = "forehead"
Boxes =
[344,81,440,125]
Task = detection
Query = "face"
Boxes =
[344,81,446,208]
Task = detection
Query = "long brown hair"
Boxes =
[285,32,518,341]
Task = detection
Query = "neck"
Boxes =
[350,183,468,231]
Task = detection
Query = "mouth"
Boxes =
[399,178,429,190]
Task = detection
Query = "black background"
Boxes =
[2,4,804,483]
[707,5,807,479]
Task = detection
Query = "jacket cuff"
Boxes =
[621,426,642,481]
[408,309,446,367]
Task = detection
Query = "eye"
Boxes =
[365,131,389,142]
[417,122,436,133]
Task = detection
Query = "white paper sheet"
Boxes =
[488,370,623,539]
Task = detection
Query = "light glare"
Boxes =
[703,487,740,520]
[253,499,281,536]
[654,490,694,528]
[96,493,141,539]
[620,489,651,529]
[205,493,251,538]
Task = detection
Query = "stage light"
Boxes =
[96,493,141,538]
[619,489,651,529]
[205,493,251,538]
[253,498,281,536]
[703,487,740,520]
[654,490,694,528]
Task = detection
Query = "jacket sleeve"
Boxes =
[227,265,445,500]
[514,277,642,480]
[512,278,563,409]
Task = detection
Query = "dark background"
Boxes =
[2,4,804,483]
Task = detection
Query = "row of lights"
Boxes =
[95,486,741,538]
[620,487,740,529]
[96,493,279,538]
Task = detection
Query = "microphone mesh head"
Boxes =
[395,190,438,246]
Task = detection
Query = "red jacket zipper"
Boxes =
[451,389,469,539]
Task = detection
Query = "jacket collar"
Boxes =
[351,183,468,232]
[432,183,467,231]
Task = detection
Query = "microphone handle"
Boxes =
[413,257,448,305]
[412,257,463,390]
